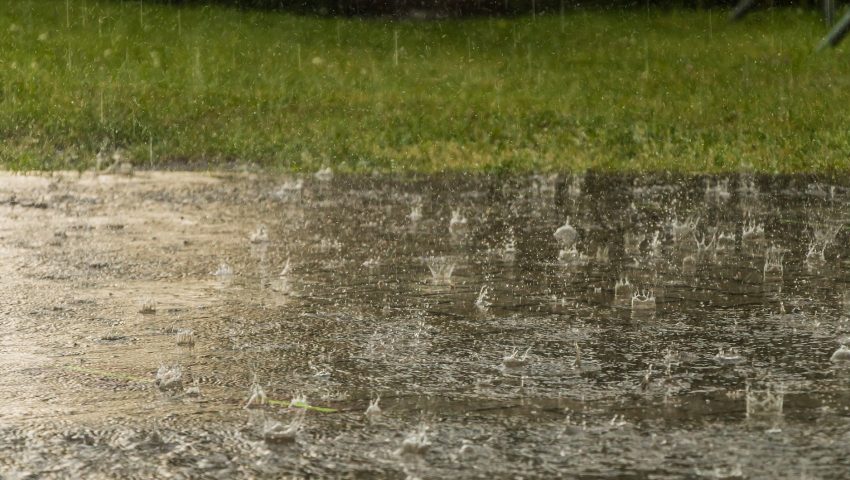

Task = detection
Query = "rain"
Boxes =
[3,0,850,478]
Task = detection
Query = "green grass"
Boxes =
[1,1,849,172]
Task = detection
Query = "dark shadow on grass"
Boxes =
[141,0,757,17]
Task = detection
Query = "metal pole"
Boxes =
[817,9,850,50]
[729,0,758,22]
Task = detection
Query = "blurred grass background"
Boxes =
[0,1,847,172]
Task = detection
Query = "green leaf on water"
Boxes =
[268,398,338,413]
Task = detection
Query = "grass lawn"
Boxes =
[0,1,848,172]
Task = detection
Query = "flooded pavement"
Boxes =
[2,171,850,478]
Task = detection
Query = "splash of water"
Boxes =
[716,231,736,253]
[244,375,268,409]
[704,178,731,202]
[250,225,269,244]
[830,344,850,363]
[714,347,745,365]
[624,232,644,255]
[263,410,304,444]
[408,204,422,223]
[558,245,589,266]
[503,347,531,369]
[273,178,304,200]
[138,298,156,314]
[631,290,656,313]
[365,396,382,417]
[745,383,784,418]
[426,256,456,284]
[176,328,195,347]
[614,278,633,305]
[214,262,233,277]
[475,286,491,312]
[763,245,785,281]
[648,231,662,257]
[397,424,432,456]
[155,363,183,392]
[670,217,699,245]
[742,219,765,248]
[554,218,577,248]
[449,209,468,235]
[314,166,333,182]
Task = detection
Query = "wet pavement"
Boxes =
[1,171,850,478]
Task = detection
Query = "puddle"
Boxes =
[0,171,849,477]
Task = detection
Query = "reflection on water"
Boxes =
[0,171,849,477]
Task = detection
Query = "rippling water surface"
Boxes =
[1,171,850,478]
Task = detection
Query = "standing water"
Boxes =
[0,172,849,478]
